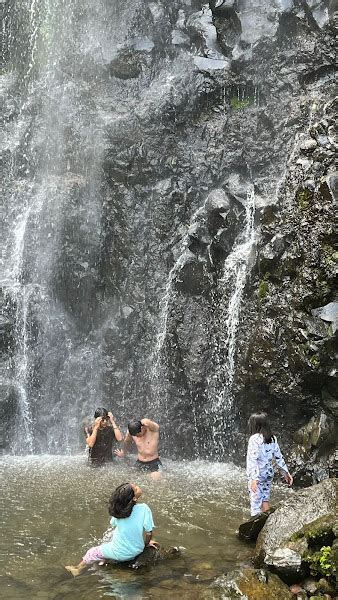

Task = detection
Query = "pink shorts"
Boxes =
[82,545,105,564]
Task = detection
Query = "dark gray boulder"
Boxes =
[238,509,275,543]
[205,568,294,599]
[254,479,338,567]
[102,545,181,569]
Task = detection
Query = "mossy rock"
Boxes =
[317,576,336,595]
[230,96,253,110]
[296,187,313,210]
[290,514,336,547]
[258,279,269,300]
[210,568,294,599]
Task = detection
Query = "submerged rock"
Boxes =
[103,545,181,569]
[207,568,294,599]
[129,545,180,568]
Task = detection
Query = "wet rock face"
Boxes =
[208,567,294,599]
[238,508,275,543]
[2,0,336,458]
[254,479,337,567]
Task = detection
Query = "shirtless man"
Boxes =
[114,418,162,479]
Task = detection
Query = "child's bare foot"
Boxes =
[65,565,85,577]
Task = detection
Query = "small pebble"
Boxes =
[290,584,304,594]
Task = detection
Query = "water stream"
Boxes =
[208,190,256,456]
[2,0,126,452]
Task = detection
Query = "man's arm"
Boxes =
[85,417,102,448]
[141,419,159,432]
[114,431,133,457]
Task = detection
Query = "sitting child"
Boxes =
[65,482,156,576]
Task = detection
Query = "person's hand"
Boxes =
[285,473,293,486]
[114,449,125,458]
[147,540,160,548]
[251,480,258,493]
[94,417,102,429]
[108,412,114,420]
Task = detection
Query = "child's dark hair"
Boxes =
[248,412,274,444]
[108,483,135,518]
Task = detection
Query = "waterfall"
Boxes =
[2,0,127,453]
[208,189,256,455]
[153,201,208,366]
[150,189,255,457]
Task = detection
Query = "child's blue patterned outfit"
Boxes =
[246,433,289,516]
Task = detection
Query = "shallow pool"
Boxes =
[0,455,292,599]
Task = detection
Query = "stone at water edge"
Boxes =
[130,545,181,568]
[205,568,294,600]
[264,547,305,582]
[238,508,275,542]
[100,546,181,569]
[254,478,337,566]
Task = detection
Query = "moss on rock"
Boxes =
[296,187,313,210]
[290,514,336,546]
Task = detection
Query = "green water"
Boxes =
[0,456,292,599]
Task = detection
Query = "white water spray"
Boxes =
[209,189,255,445]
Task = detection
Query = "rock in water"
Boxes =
[103,546,181,569]
[206,568,294,599]
[238,509,275,542]
[130,545,180,568]
[254,479,337,566]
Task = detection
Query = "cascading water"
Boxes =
[204,189,256,458]
[151,189,255,458]
[2,0,129,453]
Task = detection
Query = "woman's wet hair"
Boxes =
[94,407,108,419]
[128,420,142,436]
[248,412,274,444]
[108,483,135,518]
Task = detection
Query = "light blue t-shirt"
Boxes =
[100,503,155,562]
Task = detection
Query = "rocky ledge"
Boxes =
[218,478,338,600]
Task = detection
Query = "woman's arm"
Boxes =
[85,417,102,448]
[108,412,123,442]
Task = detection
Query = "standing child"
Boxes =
[246,412,293,516]
[65,482,156,576]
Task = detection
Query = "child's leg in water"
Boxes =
[249,483,263,516]
[65,546,105,577]
[261,477,273,513]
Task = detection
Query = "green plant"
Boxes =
[258,279,268,299]
[230,96,253,110]
[322,243,338,269]
[296,188,312,210]
[305,546,336,578]
[309,355,320,369]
